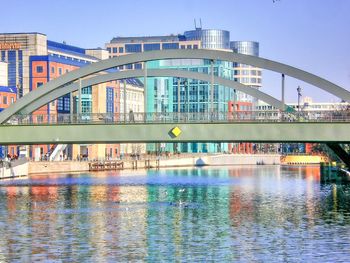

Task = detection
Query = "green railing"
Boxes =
[3,110,350,125]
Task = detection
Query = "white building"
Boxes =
[0,61,8,86]
[119,80,146,155]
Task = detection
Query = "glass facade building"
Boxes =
[106,28,261,154]
[184,29,230,50]
[230,41,262,102]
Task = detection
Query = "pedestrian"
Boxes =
[129,109,135,123]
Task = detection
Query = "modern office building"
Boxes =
[184,28,230,50]
[0,63,17,157]
[106,27,238,153]
[230,41,262,102]
[0,32,145,160]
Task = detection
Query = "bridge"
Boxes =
[1,111,350,145]
[0,49,349,165]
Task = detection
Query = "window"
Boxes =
[144,43,160,51]
[119,47,124,53]
[193,44,198,49]
[113,47,117,53]
[107,47,111,52]
[66,69,69,73]
[162,43,179,50]
[57,98,63,111]
[3,96,7,104]
[187,45,192,49]
[134,63,142,69]
[125,44,142,53]
[181,45,186,49]
[36,66,43,73]
[82,86,92,94]
[64,97,70,111]
[51,67,55,74]
[37,82,44,88]
[10,97,14,104]
[58,68,62,75]
[126,64,133,69]
[37,115,43,123]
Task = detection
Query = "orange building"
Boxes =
[0,86,17,157]
[227,100,254,154]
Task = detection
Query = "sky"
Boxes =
[1,0,350,102]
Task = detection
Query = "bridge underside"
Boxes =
[326,143,350,168]
[1,122,349,145]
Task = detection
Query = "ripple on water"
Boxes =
[0,166,350,262]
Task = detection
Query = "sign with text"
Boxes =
[0,42,21,50]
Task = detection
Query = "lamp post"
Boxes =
[297,86,302,120]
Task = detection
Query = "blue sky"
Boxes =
[1,0,349,102]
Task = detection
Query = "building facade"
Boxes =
[119,80,146,156]
[106,27,239,153]
[230,41,262,102]
[0,32,146,160]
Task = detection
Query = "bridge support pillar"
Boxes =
[326,143,350,168]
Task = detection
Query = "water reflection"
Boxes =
[0,166,349,261]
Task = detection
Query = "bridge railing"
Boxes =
[3,110,350,125]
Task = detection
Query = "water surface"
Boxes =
[0,165,349,262]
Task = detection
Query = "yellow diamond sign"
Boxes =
[170,126,182,137]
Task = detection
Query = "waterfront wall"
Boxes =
[281,155,328,165]
[207,154,281,165]
[0,159,29,179]
[28,154,281,174]
[29,161,89,174]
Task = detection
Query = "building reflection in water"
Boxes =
[0,166,349,261]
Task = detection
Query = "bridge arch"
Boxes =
[17,69,287,116]
[1,49,349,123]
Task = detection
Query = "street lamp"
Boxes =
[297,86,302,121]
[297,86,302,112]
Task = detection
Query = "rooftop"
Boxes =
[110,35,185,44]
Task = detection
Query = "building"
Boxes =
[0,62,17,157]
[230,41,262,103]
[0,61,8,86]
[227,100,254,154]
[0,32,145,160]
[106,27,239,153]
[256,98,350,154]
[119,80,146,156]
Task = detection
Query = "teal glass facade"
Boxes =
[145,59,235,153]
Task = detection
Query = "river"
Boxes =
[0,165,349,262]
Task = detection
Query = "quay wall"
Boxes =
[29,161,89,174]
[0,159,29,179]
[28,154,281,174]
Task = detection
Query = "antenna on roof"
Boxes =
[194,19,197,29]
[199,18,202,29]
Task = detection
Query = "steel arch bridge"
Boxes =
[0,49,350,166]
[1,49,350,123]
